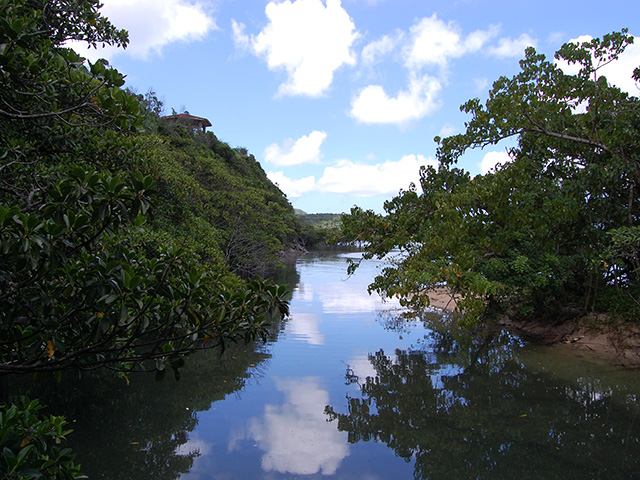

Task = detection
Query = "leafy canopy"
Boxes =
[342,30,640,322]
[1,1,300,477]
[0,0,290,378]
[0,397,85,479]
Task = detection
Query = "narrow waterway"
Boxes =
[3,248,639,479]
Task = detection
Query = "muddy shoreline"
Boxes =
[427,287,640,368]
[497,315,640,368]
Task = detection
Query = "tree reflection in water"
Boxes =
[0,342,273,480]
[326,314,640,479]
[0,267,299,480]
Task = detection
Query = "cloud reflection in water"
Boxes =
[242,377,349,475]
[285,312,325,345]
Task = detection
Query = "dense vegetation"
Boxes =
[296,211,343,246]
[0,1,299,477]
[139,100,301,278]
[342,30,640,325]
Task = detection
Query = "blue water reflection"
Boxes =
[180,248,421,479]
[176,248,640,479]
[239,377,349,475]
[5,248,637,479]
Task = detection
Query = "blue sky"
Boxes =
[72,0,640,214]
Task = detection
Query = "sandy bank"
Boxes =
[425,288,640,368]
[426,286,460,312]
[497,315,640,368]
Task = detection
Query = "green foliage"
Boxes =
[0,397,85,479]
[1,0,295,376]
[342,30,640,323]
[0,1,300,477]
[139,128,301,277]
[0,0,134,131]
[299,213,343,229]
[297,213,343,246]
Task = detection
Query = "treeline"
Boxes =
[296,211,343,246]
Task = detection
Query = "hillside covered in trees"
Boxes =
[138,97,302,278]
[0,1,301,476]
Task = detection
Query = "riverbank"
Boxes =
[426,286,461,311]
[497,315,640,368]
[278,242,308,261]
[427,287,640,368]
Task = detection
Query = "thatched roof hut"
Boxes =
[161,113,212,132]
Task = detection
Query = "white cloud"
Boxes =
[268,154,434,198]
[350,73,442,125]
[474,77,490,93]
[361,32,402,66]
[486,33,537,58]
[230,19,250,51]
[69,0,215,61]
[439,123,457,138]
[556,34,640,96]
[175,434,212,456]
[236,0,358,97]
[403,15,498,70]
[320,285,399,313]
[352,16,506,126]
[318,153,435,196]
[348,354,377,381]
[480,151,512,174]
[264,131,327,166]
[345,0,384,5]
[293,281,314,303]
[267,171,316,198]
[603,42,640,95]
[464,25,502,52]
[246,377,349,475]
[293,255,402,313]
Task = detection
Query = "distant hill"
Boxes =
[294,213,343,246]
[299,213,343,229]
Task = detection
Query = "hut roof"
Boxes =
[161,114,212,129]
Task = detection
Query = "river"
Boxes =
[3,248,639,479]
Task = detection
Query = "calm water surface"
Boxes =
[4,249,639,479]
